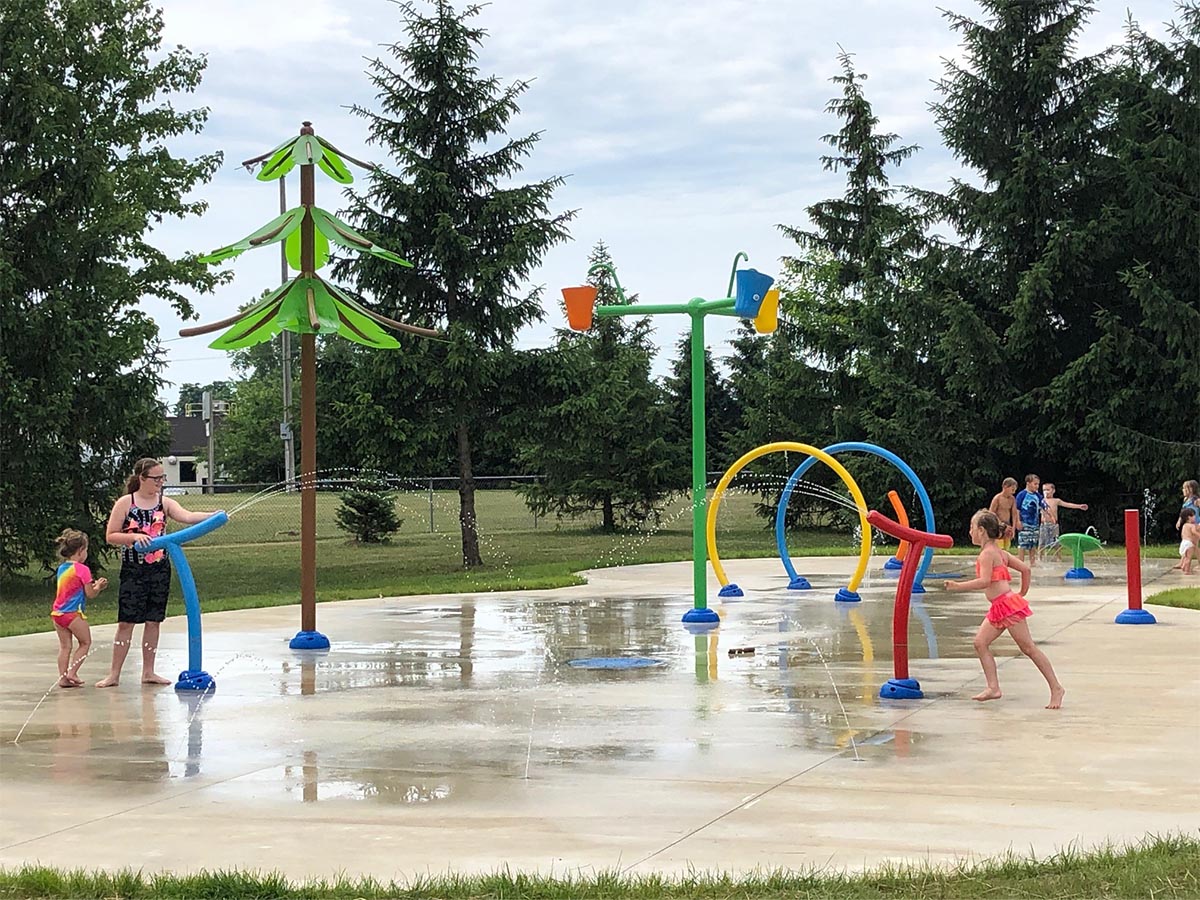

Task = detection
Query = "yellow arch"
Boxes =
[706,442,872,594]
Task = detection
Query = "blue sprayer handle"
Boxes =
[144,510,228,552]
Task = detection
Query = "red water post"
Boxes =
[1125,508,1142,610]
[1115,508,1155,624]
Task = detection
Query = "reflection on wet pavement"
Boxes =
[0,571,1017,806]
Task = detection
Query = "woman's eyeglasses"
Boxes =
[144,474,167,482]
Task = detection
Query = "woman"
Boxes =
[96,458,217,688]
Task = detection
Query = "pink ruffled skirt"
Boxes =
[986,591,1032,629]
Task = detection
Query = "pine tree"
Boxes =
[1043,7,1199,535]
[514,242,674,531]
[0,0,222,573]
[921,0,1195,535]
[335,478,403,543]
[751,51,954,521]
[341,0,574,566]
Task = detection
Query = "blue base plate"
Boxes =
[835,587,861,603]
[1115,608,1157,625]
[1065,567,1095,580]
[787,576,812,590]
[879,677,923,700]
[883,557,903,570]
[289,630,331,650]
[175,670,215,693]
[718,583,744,598]
[682,607,720,625]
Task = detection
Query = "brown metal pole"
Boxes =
[299,122,318,635]
[300,332,317,632]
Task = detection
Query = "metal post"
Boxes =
[689,311,708,616]
[279,175,296,490]
[1116,508,1156,624]
[428,478,434,533]
[203,390,215,495]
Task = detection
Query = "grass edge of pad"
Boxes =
[1145,586,1200,610]
[0,833,1197,899]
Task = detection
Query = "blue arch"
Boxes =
[774,442,937,591]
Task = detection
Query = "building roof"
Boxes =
[167,416,207,456]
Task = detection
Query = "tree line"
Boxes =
[2,0,1195,575]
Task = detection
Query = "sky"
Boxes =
[148,0,1177,407]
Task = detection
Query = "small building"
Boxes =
[164,416,210,492]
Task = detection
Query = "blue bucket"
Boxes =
[734,269,774,318]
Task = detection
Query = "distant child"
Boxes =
[51,529,109,688]
[1176,480,1200,534]
[1180,509,1199,575]
[1040,483,1089,561]
[1014,474,1048,565]
[988,477,1020,548]
[943,510,1065,709]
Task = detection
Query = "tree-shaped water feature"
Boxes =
[181,123,440,649]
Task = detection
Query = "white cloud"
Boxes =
[149,0,1178,403]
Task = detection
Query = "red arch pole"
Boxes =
[867,511,954,697]
[1116,509,1156,624]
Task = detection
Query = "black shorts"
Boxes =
[117,560,172,623]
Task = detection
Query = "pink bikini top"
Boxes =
[976,557,1012,583]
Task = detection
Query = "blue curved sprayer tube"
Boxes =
[774,442,937,591]
[143,511,228,687]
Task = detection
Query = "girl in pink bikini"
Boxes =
[944,509,1065,709]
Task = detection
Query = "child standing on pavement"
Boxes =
[1179,509,1199,575]
[988,477,1020,549]
[1014,474,1048,566]
[1040,483,1089,561]
[944,510,1065,709]
[50,529,109,688]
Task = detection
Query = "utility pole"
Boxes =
[202,389,215,495]
[279,175,296,489]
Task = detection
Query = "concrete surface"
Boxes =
[1,554,1197,879]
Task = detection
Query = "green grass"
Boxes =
[1,488,1180,638]
[0,835,1196,898]
[1147,586,1200,610]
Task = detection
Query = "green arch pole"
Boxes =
[580,259,759,624]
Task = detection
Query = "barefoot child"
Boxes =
[943,510,1065,709]
[51,529,109,687]
[988,477,1020,548]
[1040,482,1088,562]
[1180,509,1199,575]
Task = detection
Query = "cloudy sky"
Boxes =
[149,0,1177,405]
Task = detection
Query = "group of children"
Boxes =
[987,474,1087,567]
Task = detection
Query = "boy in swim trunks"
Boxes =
[1014,474,1048,566]
[988,477,1020,549]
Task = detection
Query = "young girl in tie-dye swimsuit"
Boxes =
[943,510,1065,709]
[50,529,108,687]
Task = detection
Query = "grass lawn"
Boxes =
[1,489,1179,638]
[1146,586,1200,610]
[1,835,1196,899]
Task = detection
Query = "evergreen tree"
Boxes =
[920,0,1195,535]
[662,336,739,489]
[335,477,402,543]
[1044,6,1199,535]
[341,0,574,566]
[749,51,953,523]
[0,0,222,573]
[514,242,674,531]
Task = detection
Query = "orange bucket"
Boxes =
[561,285,598,331]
